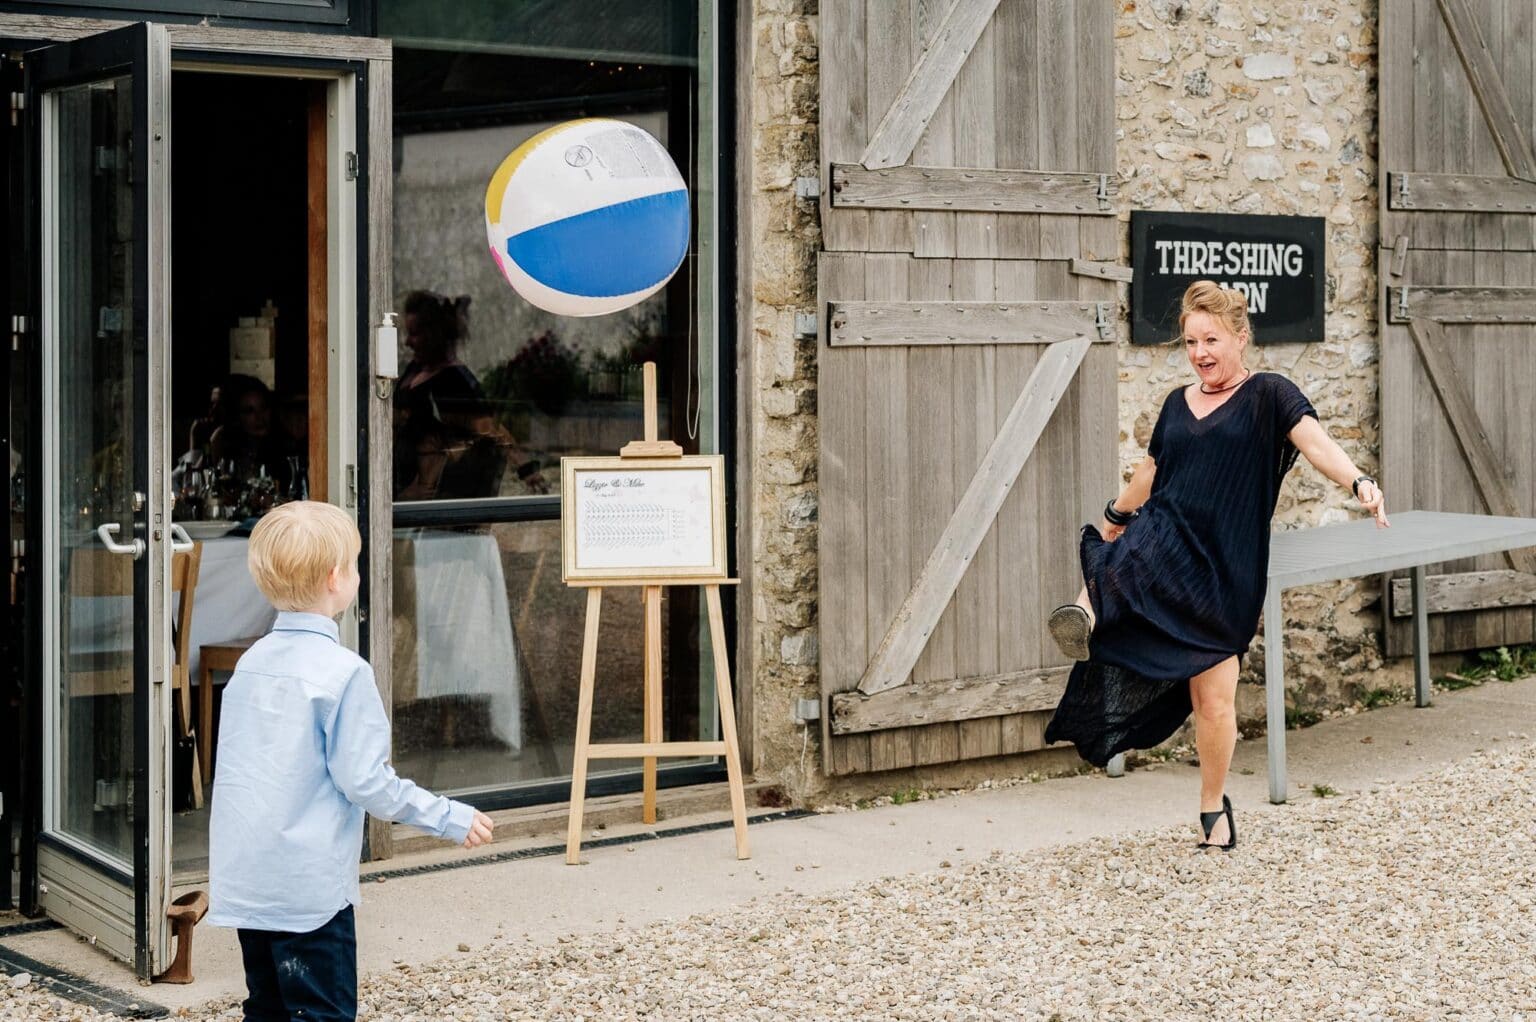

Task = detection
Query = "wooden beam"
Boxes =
[584,742,729,759]
[1434,0,1536,181]
[364,57,395,863]
[1391,286,1536,324]
[859,0,1003,170]
[828,300,1106,347]
[856,336,1091,695]
[0,14,391,59]
[832,163,1113,215]
[1390,235,1409,278]
[306,81,329,502]
[1388,172,1536,213]
[1389,569,1536,617]
[1406,319,1536,575]
[831,666,1068,735]
[1069,258,1132,282]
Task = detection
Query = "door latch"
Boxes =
[345,151,359,181]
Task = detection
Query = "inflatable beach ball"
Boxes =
[484,119,690,317]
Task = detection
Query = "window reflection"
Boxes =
[390,521,717,796]
[392,291,550,500]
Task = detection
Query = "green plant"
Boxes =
[1312,783,1338,798]
[1361,687,1400,710]
[1286,706,1322,730]
[1437,644,1536,689]
[891,788,926,805]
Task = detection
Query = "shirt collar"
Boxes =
[272,611,341,642]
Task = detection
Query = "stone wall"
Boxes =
[1114,0,1389,725]
[745,0,1400,802]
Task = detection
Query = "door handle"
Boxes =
[96,522,145,559]
[169,523,195,553]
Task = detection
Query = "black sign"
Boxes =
[1131,211,1325,345]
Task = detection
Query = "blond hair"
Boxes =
[1178,279,1251,342]
[247,501,360,612]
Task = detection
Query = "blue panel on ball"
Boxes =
[505,189,690,299]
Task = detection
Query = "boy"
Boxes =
[208,501,494,1021]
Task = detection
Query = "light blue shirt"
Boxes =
[208,612,474,932]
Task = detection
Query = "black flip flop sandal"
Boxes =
[1196,794,1237,851]
[1047,604,1092,661]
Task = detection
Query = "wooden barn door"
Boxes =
[1379,0,1536,657]
[817,0,1118,775]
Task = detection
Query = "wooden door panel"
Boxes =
[817,1,1117,774]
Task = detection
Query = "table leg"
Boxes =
[1412,564,1432,708]
[1264,587,1287,805]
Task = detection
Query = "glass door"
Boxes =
[26,22,176,980]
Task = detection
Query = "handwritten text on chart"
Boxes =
[574,468,714,571]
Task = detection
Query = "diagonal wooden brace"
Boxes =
[856,335,1091,695]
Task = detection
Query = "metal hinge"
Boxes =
[345,464,357,508]
[9,91,22,127]
[1096,173,1111,211]
[1396,174,1411,208]
[1094,301,1113,340]
[793,310,818,339]
[793,697,821,724]
[1395,287,1411,321]
[345,151,359,181]
[794,176,821,200]
[11,314,26,351]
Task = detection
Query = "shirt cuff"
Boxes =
[441,799,476,845]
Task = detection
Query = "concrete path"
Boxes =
[6,675,1535,1015]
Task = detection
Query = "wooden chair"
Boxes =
[64,542,204,807]
[198,635,263,786]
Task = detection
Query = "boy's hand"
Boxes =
[463,811,494,849]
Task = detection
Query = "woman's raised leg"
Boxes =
[1190,656,1239,846]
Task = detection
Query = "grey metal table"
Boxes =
[1262,510,1536,803]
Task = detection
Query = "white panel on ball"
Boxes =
[484,118,691,317]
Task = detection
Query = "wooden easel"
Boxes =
[564,363,750,864]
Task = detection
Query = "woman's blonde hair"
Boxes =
[247,500,361,611]
[1178,279,1251,342]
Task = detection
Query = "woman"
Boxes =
[392,290,546,499]
[1043,280,1388,851]
[207,375,295,491]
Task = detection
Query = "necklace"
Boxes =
[1199,368,1250,395]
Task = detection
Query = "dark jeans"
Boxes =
[237,905,357,1022]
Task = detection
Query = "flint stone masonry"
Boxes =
[747,0,1397,799]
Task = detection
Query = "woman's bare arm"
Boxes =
[1101,455,1157,540]
[1289,415,1388,527]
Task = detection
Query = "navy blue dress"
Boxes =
[1044,372,1317,766]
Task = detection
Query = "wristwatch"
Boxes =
[1352,475,1376,499]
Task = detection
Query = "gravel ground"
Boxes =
[6,742,1536,1021]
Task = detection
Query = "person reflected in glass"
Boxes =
[172,383,222,496]
[208,374,297,496]
[393,290,547,499]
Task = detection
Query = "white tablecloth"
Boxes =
[69,535,275,683]
[186,536,276,681]
[397,529,522,750]
[67,531,521,749]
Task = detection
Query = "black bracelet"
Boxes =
[1104,498,1137,526]
[1352,475,1376,499]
